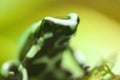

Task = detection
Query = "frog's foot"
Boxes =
[80,64,89,76]
[0,61,21,80]
[1,61,28,80]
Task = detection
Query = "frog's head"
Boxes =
[39,13,80,47]
[42,13,80,37]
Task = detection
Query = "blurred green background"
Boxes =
[0,0,120,74]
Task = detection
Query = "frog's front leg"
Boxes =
[73,50,89,76]
[61,48,89,79]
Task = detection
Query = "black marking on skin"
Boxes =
[77,17,80,24]
[21,56,47,78]
[5,64,22,80]
[26,62,47,76]
[79,64,89,75]
[8,73,22,80]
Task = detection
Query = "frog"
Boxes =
[0,13,87,80]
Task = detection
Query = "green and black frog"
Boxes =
[0,13,88,80]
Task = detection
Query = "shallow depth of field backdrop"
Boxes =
[0,0,120,75]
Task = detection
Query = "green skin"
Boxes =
[1,13,86,80]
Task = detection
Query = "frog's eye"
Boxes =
[38,19,54,34]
